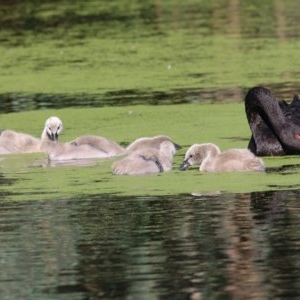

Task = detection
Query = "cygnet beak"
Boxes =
[179,160,190,171]
[48,131,58,142]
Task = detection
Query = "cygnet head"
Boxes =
[180,143,219,171]
[44,116,63,141]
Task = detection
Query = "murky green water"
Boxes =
[1,1,300,299]
[2,191,300,299]
[1,0,300,112]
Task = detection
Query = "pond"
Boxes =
[2,190,300,299]
[1,0,300,299]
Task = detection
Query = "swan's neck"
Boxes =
[40,128,58,152]
[41,128,49,141]
[201,144,220,157]
[197,145,219,171]
[246,88,286,132]
[202,145,220,162]
[159,148,174,171]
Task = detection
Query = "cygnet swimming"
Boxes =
[180,143,265,173]
[0,116,62,154]
[125,135,181,153]
[70,135,125,157]
[112,140,177,175]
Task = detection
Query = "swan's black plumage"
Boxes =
[245,86,300,156]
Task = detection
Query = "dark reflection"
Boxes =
[71,193,232,299]
[0,172,18,197]
[266,163,300,175]
[0,1,300,112]
[1,82,300,113]
[0,199,89,300]
[0,88,244,113]
[1,191,300,299]
[0,172,16,185]
[1,0,300,40]
[250,190,288,221]
[249,190,300,299]
[0,0,150,37]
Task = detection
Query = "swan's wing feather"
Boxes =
[284,95,300,126]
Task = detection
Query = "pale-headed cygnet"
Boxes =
[0,116,63,154]
[126,135,181,153]
[180,143,265,173]
[69,135,126,157]
[112,140,177,175]
[40,116,63,145]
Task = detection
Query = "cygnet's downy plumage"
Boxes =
[47,133,126,161]
[46,143,110,161]
[70,135,125,157]
[180,143,265,173]
[0,116,63,154]
[112,140,178,175]
[126,135,181,153]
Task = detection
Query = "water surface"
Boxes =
[1,0,300,112]
[1,190,300,299]
[1,1,300,299]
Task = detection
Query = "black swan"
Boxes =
[245,86,300,156]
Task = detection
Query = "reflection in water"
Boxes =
[0,172,19,199]
[0,87,246,113]
[221,193,267,299]
[1,0,300,39]
[1,0,300,298]
[46,158,100,168]
[1,82,300,113]
[0,200,87,299]
[250,190,300,299]
[1,190,300,299]
[266,164,300,175]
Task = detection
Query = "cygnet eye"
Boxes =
[189,154,193,158]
